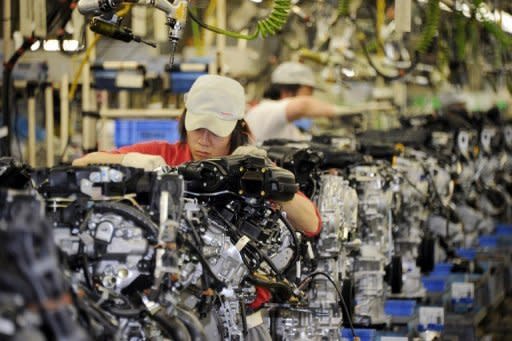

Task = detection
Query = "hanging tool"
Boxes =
[78,0,190,68]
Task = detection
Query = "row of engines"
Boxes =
[0,119,511,340]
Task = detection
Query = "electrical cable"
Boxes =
[355,25,420,82]
[276,211,300,274]
[298,271,356,337]
[210,206,285,280]
[187,0,291,40]
[184,238,225,288]
[13,84,23,161]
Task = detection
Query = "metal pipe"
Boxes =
[215,0,226,75]
[45,84,55,167]
[2,0,12,156]
[376,0,385,56]
[82,27,97,152]
[60,74,70,160]
[28,95,36,167]
[99,108,182,118]
[3,0,12,61]
[118,90,129,109]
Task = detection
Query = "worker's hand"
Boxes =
[121,152,167,171]
[232,145,268,158]
[72,157,90,167]
[232,145,276,167]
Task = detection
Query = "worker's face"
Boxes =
[281,85,314,99]
[296,85,313,96]
[187,128,231,160]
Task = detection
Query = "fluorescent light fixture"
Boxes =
[249,0,262,3]
[30,39,81,52]
[341,67,355,78]
[501,11,512,34]
[43,39,60,51]
[62,39,79,51]
[30,40,41,51]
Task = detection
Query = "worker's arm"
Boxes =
[277,192,321,237]
[72,151,166,171]
[72,152,125,166]
[285,96,336,121]
[72,141,176,170]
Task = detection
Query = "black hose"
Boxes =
[104,306,145,318]
[176,305,208,341]
[239,298,248,337]
[150,310,192,341]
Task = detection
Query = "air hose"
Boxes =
[416,0,440,54]
[338,0,350,17]
[187,0,291,40]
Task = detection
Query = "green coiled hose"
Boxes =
[454,12,466,60]
[187,0,291,40]
[338,0,350,17]
[481,20,512,47]
[416,0,440,54]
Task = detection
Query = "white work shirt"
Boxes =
[245,99,306,143]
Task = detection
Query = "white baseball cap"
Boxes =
[271,62,317,88]
[185,75,245,137]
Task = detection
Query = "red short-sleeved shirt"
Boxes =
[114,140,192,166]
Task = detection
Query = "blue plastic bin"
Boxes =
[422,276,447,293]
[169,71,207,93]
[384,300,416,317]
[495,224,512,236]
[341,328,376,341]
[432,263,452,275]
[418,323,444,332]
[456,248,477,261]
[478,235,498,248]
[115,119,180,148]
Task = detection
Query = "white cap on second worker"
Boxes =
[271,62,317,88]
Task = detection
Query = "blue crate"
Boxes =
[495,224,512,236]
[384,300,416,317]
[341,328,376,341]
[92,69,145,91]
[478,235,498,248]
[169,71,207,93]
[456,248,477,261]
[432,263,452,275]
[115,119,180,148]
[418,323,444,332]
[451,297,474,313]
[422,276,447,293]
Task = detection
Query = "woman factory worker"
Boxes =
[73,75,322,340]
[73,74,320,236]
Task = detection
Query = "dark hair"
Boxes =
[263,83,302,100]
[178,109,252,153]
